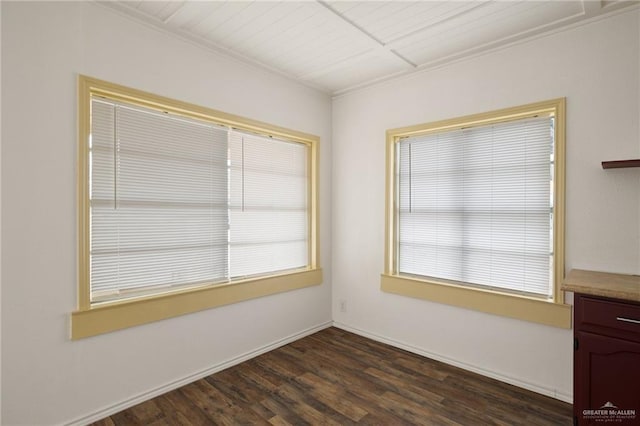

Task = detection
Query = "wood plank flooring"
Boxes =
[92,327,572,425]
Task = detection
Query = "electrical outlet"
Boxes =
[339,300,347,313]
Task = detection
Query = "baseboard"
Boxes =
[66,321,333,426]
[332,321,573,404]
[67,318,570,425]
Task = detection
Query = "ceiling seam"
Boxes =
[163,1,186,24]
[315,0,417,69]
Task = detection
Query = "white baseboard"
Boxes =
[332,321,573,404]
[67,319,570,426]
[66,321,333,426]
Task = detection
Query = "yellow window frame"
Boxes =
[73,75,322,339]
[382,98,571,328]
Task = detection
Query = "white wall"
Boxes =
[1,2,332,425]
[332,9,640,402]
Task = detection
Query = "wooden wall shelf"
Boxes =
[601,159,640,169]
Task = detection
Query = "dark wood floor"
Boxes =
[92,327,572,425]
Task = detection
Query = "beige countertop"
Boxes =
[562,269,640,303]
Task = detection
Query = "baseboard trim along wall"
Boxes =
[66,321,333,426]
[332,321,573,404]
[67,318,570,425]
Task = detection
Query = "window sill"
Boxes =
[380,273,571,329]
[72,268,323,339]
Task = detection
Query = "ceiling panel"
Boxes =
[327,1,485,43]
[394,1,584,65]
[103,0,638,95]
[201,2,303,47]
[190,2,274,38]
[198,1,375,78]
[164,2,230,29]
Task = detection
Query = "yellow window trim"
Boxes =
[382,98,571,329]
[381,274,570,328]
[72,269,322,339]
[74,75,321,339]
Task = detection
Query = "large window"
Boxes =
[382,99,570,328]
[73,76,321,339]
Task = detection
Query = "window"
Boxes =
[73,76,321,339]
[382,99,570,328]
[228,131,309,279]
[90,98,230,303]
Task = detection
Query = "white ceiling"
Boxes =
[103,1,638,96]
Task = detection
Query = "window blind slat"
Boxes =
[89,98,311,304]
[90,98,229,301]
[398,116,553,298]
[229,131,309,278]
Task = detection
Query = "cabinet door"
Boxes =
[575,331,640,425]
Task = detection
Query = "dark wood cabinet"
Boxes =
[573,293,640,425]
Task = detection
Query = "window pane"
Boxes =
[229,131,309,278]
[90,99,229,302]
[397,116,553,298]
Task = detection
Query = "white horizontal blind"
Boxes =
[90,98,229,302]
[229,131,309,278]
[398,116,554,298]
